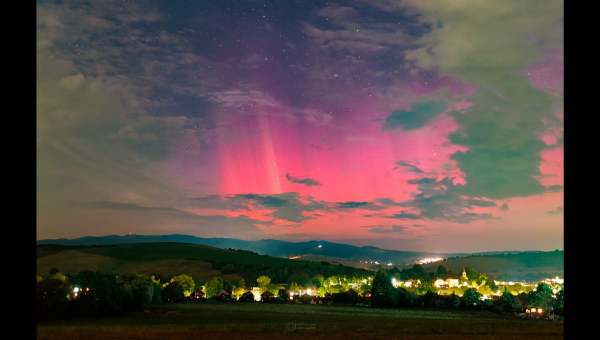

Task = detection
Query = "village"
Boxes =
[185,267,564,320]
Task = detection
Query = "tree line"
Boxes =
[37,263,563,319]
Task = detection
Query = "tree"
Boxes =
[312,274,324,288]
[223,280,235,292]
[257,275,271,286]
[168,274,195,297]
[501,291,516,311]
[397,288,418,307]
[119,272,156,310]
[465,267,478,282]
[220,263,235,274]
[151,277,162,304]
[69,270,126,315]
[475,273,489,286]
[417,279,437,295]
[289,282,299,292]
[204,277,224,298]
[233,286,246,298]
[412,264,425,275]
[237,279,245,289]
[436,265,448,275]
[464,288,482,308]
[257,275,271,293]
[489,280,499,292]
[451,294,461,309]
[481,299,494,309]
[554,288,564,309]
[527,282,554,313]
[371,268,398,308]
[266,283,283,295]
[298,272,312,286]
[359,283,372,294]
[161,281,184,302]
[36,276,71,318]
[50,272,69,282]
[554,288,564,317]
[49,267,59,275]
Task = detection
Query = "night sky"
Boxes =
[37,0,563,253]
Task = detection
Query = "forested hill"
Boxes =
[36,234,448,265]
[421,250,564,282]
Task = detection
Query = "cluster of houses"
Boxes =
[187,283,373,304]
[186,269,563,309]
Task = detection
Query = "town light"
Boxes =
[418,257,443,264]
[531,308,536,312]
[538,309,543,314]
[290,292,294,296]
[307,289,312,295]
[73,287,79,293]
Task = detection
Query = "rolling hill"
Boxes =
[420,251,564,281]
[37,235,564,282]
[36,242,301,286]
[36,234,457,267]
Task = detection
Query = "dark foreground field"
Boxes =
[37,303,564,340]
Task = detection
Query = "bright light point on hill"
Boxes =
[318,245,322,248]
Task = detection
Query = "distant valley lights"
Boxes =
[418,257,443,264]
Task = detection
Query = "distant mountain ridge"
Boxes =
[36,234,545,267]
[37,234,455,265]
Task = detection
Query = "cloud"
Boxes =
[37,0,227,241]
[395,0,563,201]
[465,198,497,208]
[394,161,425,173]
[385,211,422,220]
[285,173,322,187]
[403,0,563,89]
[363,225,408,234]
[382,101,446,131]
[192,192,330,223]
[447,89,554,199]
[64,200,267,238]
[75,201,177,212]
[336,201,386,211]
[547,207,563,215]
[547,185,563,192]
[384,177,495,224]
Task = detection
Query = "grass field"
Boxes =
[36,302,564,340]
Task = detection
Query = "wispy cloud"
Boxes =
[363,224,408,234]
[285,173,322,187]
